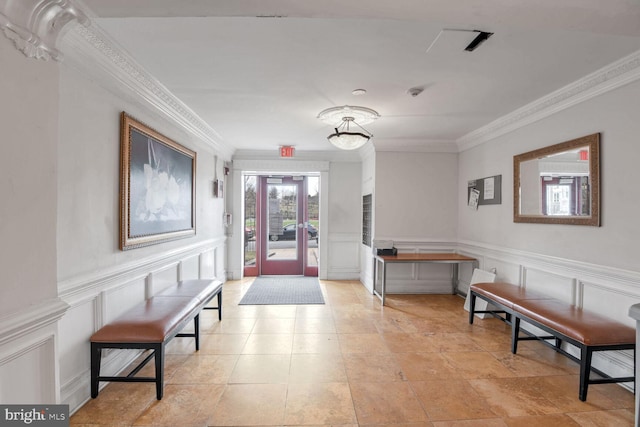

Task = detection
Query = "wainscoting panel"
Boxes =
[0,297,67,404]
[0,335,56,403]
[457,240,640,393]
[327,233,361,280]
[58,239,225,413]
[581,280,640,328]
[181,255,201,280]
[522,267,576,303]
[103,277,147,323]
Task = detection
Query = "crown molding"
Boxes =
[0,0,88,61]
[58,13,235,159]
[457,48,640,152]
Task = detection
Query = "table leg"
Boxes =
[452,263,459,295]
[381,262,387,305]
[373,257,377,295]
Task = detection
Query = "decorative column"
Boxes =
[628,304,640,427]
[0,0,88,61]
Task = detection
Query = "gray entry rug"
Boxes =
[239,276,325,305]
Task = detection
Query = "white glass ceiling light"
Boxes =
[317,105,380,150]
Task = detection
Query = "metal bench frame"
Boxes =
[469,289,635,401]
[90,287,222,400]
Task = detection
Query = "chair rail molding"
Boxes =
[0,0,88,61]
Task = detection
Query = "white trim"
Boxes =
[59,19,234,159]
[457,49,640,151]
[58,238,224,301]
[0,299,68,347]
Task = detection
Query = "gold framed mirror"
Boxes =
[514,133,600,226]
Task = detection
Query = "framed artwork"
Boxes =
[120,112,196,250]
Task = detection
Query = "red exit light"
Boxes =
[280,146,295,158]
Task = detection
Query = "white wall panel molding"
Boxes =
[58,18,233,159]
[58,238,224,301]
[326,233,361,280]
[0,0,88,61]
[0,334,58,403]
[0,298,68,347]
[458,240,640,292]
[458,48,640,151]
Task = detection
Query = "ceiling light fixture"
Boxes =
[318,105,380,150]
[326,117,372,150]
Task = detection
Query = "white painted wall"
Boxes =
[0,36,66,404]
[56,64,223,281]
[327,161,362,280]
[458,80,640,272]
[0,36,58,312]
[54,61,228,410]
[374,151,458,241]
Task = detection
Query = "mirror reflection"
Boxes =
[514,133,600,226]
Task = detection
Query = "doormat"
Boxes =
[239,276,325,305]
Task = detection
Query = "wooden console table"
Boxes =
[373,253,478,305]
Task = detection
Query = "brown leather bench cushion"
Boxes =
[514,298,636,346]
[90,296,199,343]
[157,279,223,303]
[470,282,552,309]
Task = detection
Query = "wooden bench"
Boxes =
[468,281,635,401]
[90,279,223,400]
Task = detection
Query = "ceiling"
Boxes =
[81,0,640,153]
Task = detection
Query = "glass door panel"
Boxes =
[260,177,304,275]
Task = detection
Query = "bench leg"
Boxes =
[579,346,593,402]
[194,314,200,351]
[511,316,520,354]
[154,344,164,400]
[217,291,222,321]
[90,343,102,398]
[469,293,476,324]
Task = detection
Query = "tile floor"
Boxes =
[71,279,635,426]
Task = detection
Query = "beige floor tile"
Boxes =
[343,353,406,382]
[334,317,379,334]
[411,379,497,421]
[294,317,337,333]
[284,382,357,425]
[395,352,464,381]
[198,333,248,354]
[338,333,390,354]
[382,332,438,353]
[567,408,634,426]
[468,377,562,418]
[251,317,296,334]
[491,350,577,377]
[503,413,581,426]
[228,354,290,383]
[292,333,341,354]
[350,382,428,424]
[527,375,634,412]
[71,382,154,426]
[410,316,464,333]
[442,351,516,379]
[241,333,293,354]
[168,354,238,384]
[421,332,484,353]
[289,353,347,383]
[433,420,507,427]
[72,281,635,427]
[209,383,287,426]
[206,317,257,334]
[133,384,225,426]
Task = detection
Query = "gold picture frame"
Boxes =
[120,112,196,250]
